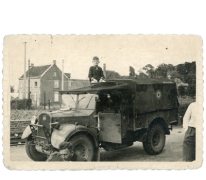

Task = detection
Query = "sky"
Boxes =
[6,35,201,91]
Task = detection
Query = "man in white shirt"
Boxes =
[183,102,196,161]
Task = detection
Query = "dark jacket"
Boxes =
[88,66,105,82]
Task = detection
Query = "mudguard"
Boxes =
[21,125,32,139]
[51,123,98,149]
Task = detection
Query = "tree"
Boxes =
[155,63,175,78]
[106,70,121,80]
[10,86,15,93]
[178,86,185,96]
[169,70,181,80]
[187,84,196,97]
[142,64,155,78]
[176,62,195,77]
[129,66,135,78]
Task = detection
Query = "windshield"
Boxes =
[60,94,97,110]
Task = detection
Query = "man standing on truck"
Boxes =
[183,102,196,161]
[88,56,105,83]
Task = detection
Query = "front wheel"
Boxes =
[143,124,166,155]
[25,135,47,161]
[69,134,95,161]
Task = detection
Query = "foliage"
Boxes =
[169,70,181,80]
[11,98,32,110]
[155,63,175,78]
[178,86,185,96]
[178,104,189,117]
[129,66,135,78]
[141,64,155,78]
[176,62,196,81]
[107,61,196,97]
[106,70,121,80]
[187,84,196,96]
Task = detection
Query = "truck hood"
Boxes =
[50,109,94,118]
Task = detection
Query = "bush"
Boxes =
[178,104,189,117]
[11,99,32,110]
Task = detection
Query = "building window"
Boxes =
[34,82,38,87]
[68,81,72,86]
[53,72,56,77]
[54,80,59,88]
[54,92,59,102]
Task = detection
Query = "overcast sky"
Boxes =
[6,35,201,90]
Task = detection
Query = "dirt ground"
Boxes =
[10,126,184,162]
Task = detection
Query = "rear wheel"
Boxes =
[69,134,94,161]
[143,123,166,155]
[25,135,47,161]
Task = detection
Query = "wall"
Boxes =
[40,64,68,106]
[18,79,41,105]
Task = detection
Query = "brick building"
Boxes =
[18,60,90,106]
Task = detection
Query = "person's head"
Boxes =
[93,56,100,66]
[59,142,73,161]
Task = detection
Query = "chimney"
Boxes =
[53,60,56,65]
[31,63,34,68]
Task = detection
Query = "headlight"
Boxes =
[31,116,37,124]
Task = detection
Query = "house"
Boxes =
[18,60,90,106]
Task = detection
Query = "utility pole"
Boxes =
[62,60,64,90]
[103,63,106,80]
[23,42,27,99]
[28,59,30,99]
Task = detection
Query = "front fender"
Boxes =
[51,124,97,149]
[21,125,32,139]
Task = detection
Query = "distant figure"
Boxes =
[47,142,87,161]
[88,56,105,83]
[183,102,196,161]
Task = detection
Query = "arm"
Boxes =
[88,67,94,81]
[183,104,192,132]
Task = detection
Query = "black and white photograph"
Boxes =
[3,35,203,169]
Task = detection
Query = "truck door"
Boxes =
[99,113,122,143]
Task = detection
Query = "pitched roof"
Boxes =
[19,65,51,79]
[64,73,71,79]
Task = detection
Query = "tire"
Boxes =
[69,134,95,161]
[25,135,47,161]
[143,123,166,155]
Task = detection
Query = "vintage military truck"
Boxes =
[22,79,179,161]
